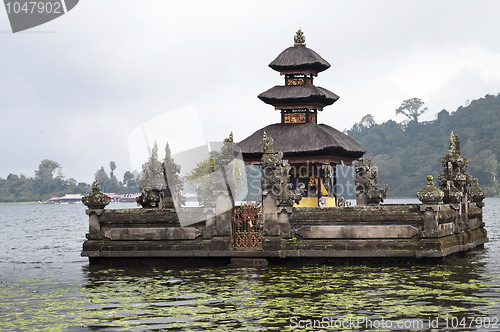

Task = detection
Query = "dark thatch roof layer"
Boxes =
[237,123,366,159]
[269,46,331,73]
[258,85,339,107]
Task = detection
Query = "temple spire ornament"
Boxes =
[136,142,184,208]
[151,141,158,160]
[294,29,306,46]
[438,132,471,204]
[165,142,171,160]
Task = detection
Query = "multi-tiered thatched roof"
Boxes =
[269,45,331,74]
[239,30,365,164]
[238,123,365,162]
[258,85,339,110]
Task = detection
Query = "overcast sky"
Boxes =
[1,0,500,183]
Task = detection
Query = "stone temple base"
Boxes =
[81,202,488,264]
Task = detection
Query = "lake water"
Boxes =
[0,199,499,331]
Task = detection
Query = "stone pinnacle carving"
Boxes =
[136,141,184,208]
[162,142,185,209]
[470,178,485,203]
[263,131,274,154]
[82,180,111,209]
[438,132,472,204]
[417,175,444,204]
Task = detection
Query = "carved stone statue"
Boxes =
[321,163,334,197]
[261,132,303,206]
[355,158,388,206]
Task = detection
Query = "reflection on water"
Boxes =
[0,199,499,331]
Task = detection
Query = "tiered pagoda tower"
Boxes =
[238,30,365,207]
[259,29,339,125]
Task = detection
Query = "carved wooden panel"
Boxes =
[284,113,307,123]
[286,78,305,86]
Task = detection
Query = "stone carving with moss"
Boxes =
[438,132,472,204]
[294,29,306,46]
[321,163,334,198]
[261,132,303,206]
[417,175,444,204]
[82,180,111,209]
[470,178,485,205]
[355,158,388,206]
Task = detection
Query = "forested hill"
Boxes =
[346,94,500,198]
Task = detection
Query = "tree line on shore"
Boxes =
[347,94,500,197]
[0,160,138,202]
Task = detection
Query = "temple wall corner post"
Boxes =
[82,180,111,240]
